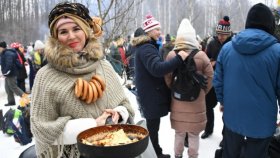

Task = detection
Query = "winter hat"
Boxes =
[174,19,199,51]
[10,42,21,49]
[134,27,145,37]
[48,2,103,38]
[216,16,231,35]
[0,41,7,48]
[142,14,161,32]
[34,40,45,51]
[165,34,171,42]
[245,3,275,35]
[55,17,75,29]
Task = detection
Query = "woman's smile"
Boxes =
[68,42,79,48]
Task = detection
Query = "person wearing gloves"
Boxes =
[213,3,280,158]
[30,2,135,158]
[164,19,213,158]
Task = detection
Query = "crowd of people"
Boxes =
[0,39,47,107]
[0,1,280,158]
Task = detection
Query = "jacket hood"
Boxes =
[232,29,278,55]
[245,3,275,35]
[44,35,103,70]
[131,35,151,46]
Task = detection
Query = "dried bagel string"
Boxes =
[74,75,106,104]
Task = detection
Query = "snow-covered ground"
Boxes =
[0,66,223,158]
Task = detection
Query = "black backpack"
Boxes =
[171,49,207,101]
[3,108,15,135]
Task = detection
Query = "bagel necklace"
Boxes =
[74,75,106,104]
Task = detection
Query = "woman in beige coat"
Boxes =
[30,2,136,158]
[165,19,213,158]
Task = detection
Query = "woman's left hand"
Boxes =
[96,112,111,126]
[104,109,120,124]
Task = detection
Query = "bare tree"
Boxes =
[94,0,143,47]
[0,0,275,47]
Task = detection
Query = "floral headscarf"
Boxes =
[48,2,102,38]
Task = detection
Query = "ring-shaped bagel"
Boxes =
[89,81,98,102]
[92,79,103,98]
[92,75,106,91]
[75,78,83,98]
[81,80,89,100]
[86,82,94,104]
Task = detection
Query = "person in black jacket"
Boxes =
[160,34,175,60]
[201,16,232,139]
[134,14,189,158]
[126,27,146,83]
[10,42,28,93]
[0,41,27,106]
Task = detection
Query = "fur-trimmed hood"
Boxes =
[44,36,103,73]
[131,35,151,47]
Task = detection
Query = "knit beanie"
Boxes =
[142,14,161,32]
[134,27,145,37]
[34,40,45,51]
[0,41,7,48]
[48,2,103,38]
[216,16,231,35]
[10,42,21,49]
[245,3,275,35]
[174,19,199,51]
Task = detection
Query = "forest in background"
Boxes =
[0,0,278,47]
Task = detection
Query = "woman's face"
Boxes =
[57,22,86,53]
[147,28,161,41]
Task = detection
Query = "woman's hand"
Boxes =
[96,112,111,126]
[220,105,224,112]
[104,109,120,124]
[96,109,120,126]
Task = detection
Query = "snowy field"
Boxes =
[0,65,224,158]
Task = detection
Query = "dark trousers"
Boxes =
[28,59,35,91]
[205,105,214,133]
[17,79,26,92]
[5,77,24,104]
[205,87,217,134]
[146,118,162,155]
[222,126,271,158]
[0,109,3,130]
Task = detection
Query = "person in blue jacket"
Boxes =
[133,14,188,158]
[213,3,280,158]
[0,41,27,106]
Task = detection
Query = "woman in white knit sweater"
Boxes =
[30,2,135,158]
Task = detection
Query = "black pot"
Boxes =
[77,124,149,158]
